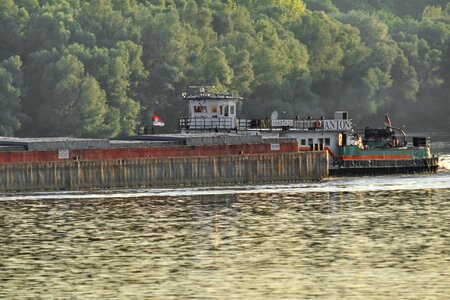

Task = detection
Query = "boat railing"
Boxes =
[179,117,236,132]
[180,117,353,132]
[240,118,328,130]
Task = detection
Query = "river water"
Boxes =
[1,143,449,299]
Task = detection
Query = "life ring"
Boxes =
[314,120,322,128]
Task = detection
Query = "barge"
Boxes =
[0,134,328,192]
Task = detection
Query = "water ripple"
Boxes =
[0,185,449,299]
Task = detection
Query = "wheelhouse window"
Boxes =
[230,105,235,115]
[308,138,313,145]
[325,138,330,146]
[194,105,207,113]
[301,139,306,145]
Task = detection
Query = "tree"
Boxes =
[0,1,23,61]
[0,56,23,136]
[291,12,346,80]
[23,11,70,53]
[106,44,143,136]
[224,47,254,95]
[77,0,140,48]
[34,55,114,137]
[236,0,306,22]
[21,52,117,137]
[303,0,339,15]
[422,5,447,19]
[203,46,233,87]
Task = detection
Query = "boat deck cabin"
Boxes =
[179,86,241,132]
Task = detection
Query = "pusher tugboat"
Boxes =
[178,86,439,176]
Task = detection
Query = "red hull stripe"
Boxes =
[0,143,299,164]
[340,154,412,160]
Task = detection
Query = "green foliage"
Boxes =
[23,11,70,53]
[333,0,448,18]
[30,54,114,137]
[0,56,23,136]
[237,0,306,17]
[303,0,339,14]
[1,0,450,136]
[423,5,447,19]
[203,47,233,86]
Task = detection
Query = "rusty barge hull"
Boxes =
[0,135,328,192]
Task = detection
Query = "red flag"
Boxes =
[152,114,165,126]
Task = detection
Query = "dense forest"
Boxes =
[0,0,449,137]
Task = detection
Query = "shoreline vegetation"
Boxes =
[0,0,449,138]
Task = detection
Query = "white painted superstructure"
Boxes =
[178,87,354,164]
[181,86,241,132]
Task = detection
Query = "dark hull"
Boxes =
[330,157,439,176]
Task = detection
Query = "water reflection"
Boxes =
[1,185,449,299]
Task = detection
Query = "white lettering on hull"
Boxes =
[323,120,352,131]
[267,118,352,131]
